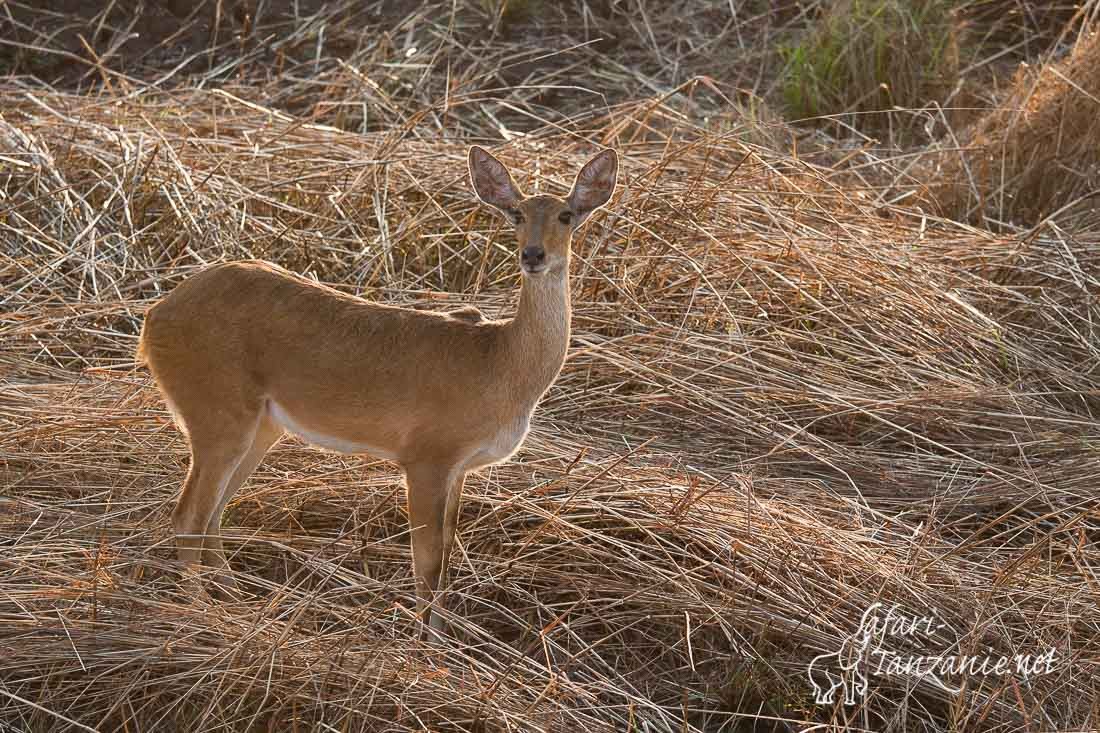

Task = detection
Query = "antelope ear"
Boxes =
[566,148,618,227]
[469,146,523,218]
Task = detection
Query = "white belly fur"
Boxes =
[268,399,399,460]
[269,399,529,468]
[466,413,530,470]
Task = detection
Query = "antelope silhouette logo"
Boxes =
[806,605,878,705]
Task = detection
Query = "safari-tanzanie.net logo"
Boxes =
[807,602,1058,705]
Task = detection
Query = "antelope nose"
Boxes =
[522,246,546,266]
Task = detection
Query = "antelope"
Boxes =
[137,146,618,630]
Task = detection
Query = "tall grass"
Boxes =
[781,0,961,137]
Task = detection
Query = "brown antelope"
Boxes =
[137,146,618,630]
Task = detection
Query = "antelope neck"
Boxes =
[501,265,571,402]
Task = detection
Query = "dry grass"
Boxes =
[915,20,1100,227]
[2,2,1099,731]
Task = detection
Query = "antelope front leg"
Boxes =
[404,462,462,633]
[439,472,467,588]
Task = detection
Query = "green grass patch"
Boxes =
[780,0,961,136]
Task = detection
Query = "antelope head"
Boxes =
[468,146,618,276]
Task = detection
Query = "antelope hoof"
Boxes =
[210,571,244,602]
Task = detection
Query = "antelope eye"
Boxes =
[558,210,573,225]
[509,208,525,224]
